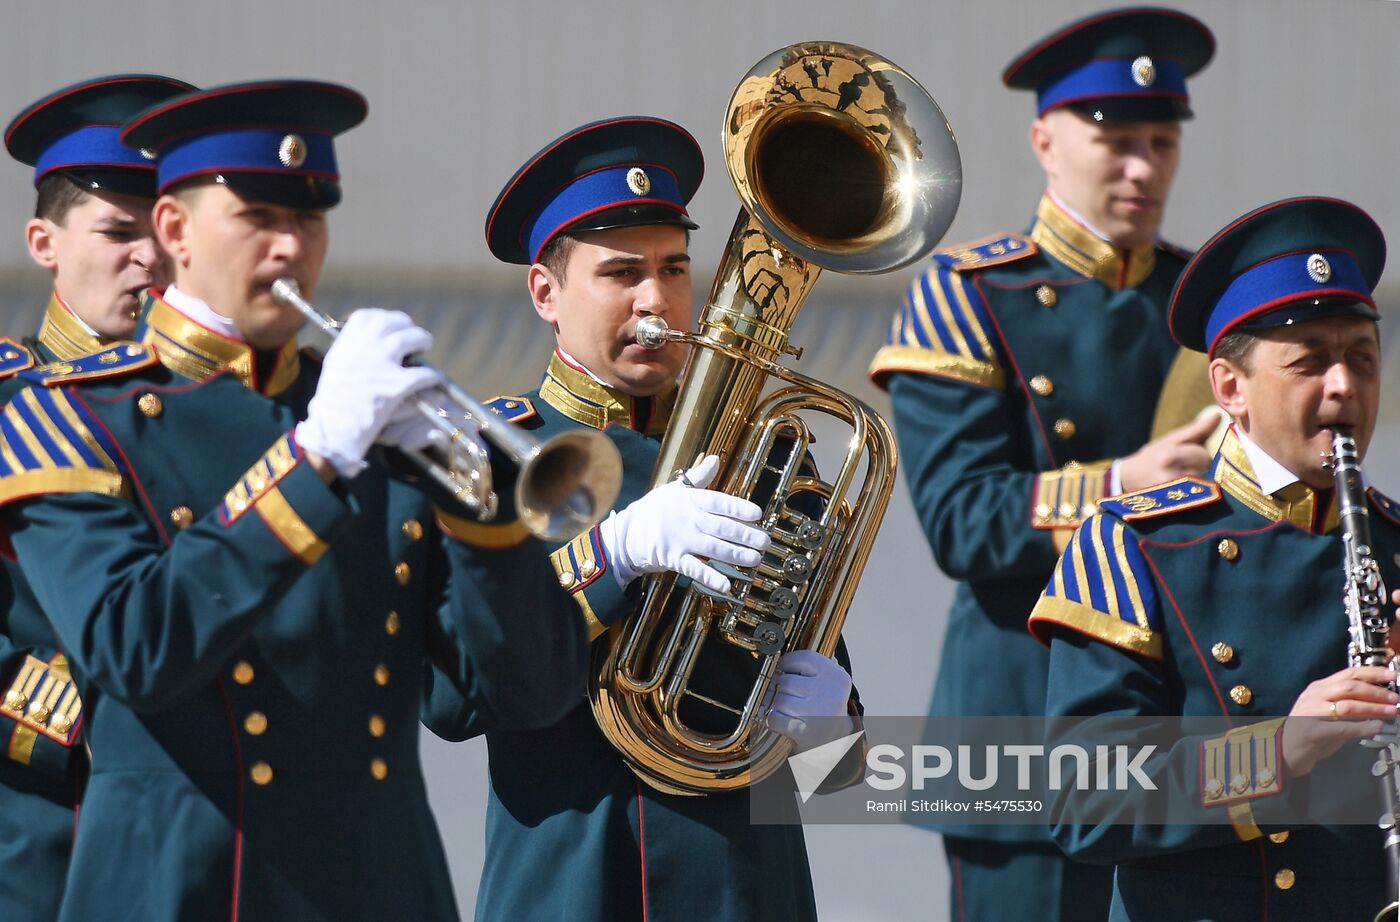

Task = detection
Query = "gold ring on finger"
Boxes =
[1330,701,1338,721]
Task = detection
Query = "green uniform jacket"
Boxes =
[1029,428,1395,920]
[423,353,857,922]
[0,293,588,922]
[0,295,109,920]
[868,195,1190,843]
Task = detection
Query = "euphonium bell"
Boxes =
[588,42,962,793]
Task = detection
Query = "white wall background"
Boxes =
[2,2,1398,919]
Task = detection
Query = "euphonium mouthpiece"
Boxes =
[634,316,673,350]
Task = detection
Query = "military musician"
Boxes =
[0,80,586,921]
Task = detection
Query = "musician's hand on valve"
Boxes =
[1282,665,1398,777]
[599,454,770,593]
[296,309,441,479]
[1117,412,1217,492]
[764,650,855,752]
[378,387,485,457]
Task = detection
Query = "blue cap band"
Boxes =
[1037,57,1187,115]
[525,164,685,263]
[157,128,338,193]
[1205,248,1373,350]
[33,125,154,185]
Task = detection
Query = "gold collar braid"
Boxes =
[538,351,676,436]
[1213,427,1339,534]
[138,293,300,396]
[36,292,108,360]
[1030,195,1156,291]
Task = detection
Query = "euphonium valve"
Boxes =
[589,42,962,793]
[272,278,623,541]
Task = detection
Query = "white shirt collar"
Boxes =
[1234,427,1301,496]
[556,346,613,388]
[52,290,101,337]
[161,285,244,342]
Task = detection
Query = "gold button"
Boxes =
[1058,503,1077,519]
[1217,538,1240,562]
[1274,868,1295,890]
[232,661,255,685]
[170,506,194,529]
[1034,503,1052,522]
[250,761,273,785]
[369,715,386,738]
[1211,642,1234,664]
[394,562,411,585]
[384,611,401,636]
[1257,768,1275,788]
[370,757,388,781]
[504,400,519,409]
[3,690,26,712]
[1269,831,1290,844]
[1204,777,1224,799]
[1035,284,1057,307]
[51,714,72,734]
[558,571,577,589]
[1029,375,1054,397]
[1053,418,1076,440]
[578,561,597,579]
[244,711,268,736]
[137,393,162,417]
[402,519,424,541]
[1080,504,1097,518]
[1230,772,1250,795]
[29,705,50,722]
[373,664,390,686]
[1230,684,1253,706]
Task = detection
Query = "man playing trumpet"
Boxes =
[0,79,586,921]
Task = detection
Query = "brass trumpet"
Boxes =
[271,278,622,541]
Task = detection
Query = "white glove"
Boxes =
[377,387,485,456]
[296,309,441,478]
[765,650,854,750]
[599,455,769,593]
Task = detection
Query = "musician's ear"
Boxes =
[152,193,191,270]
[528,263,560,326]
[1209,355,1247,421]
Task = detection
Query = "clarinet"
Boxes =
[1331,426,1400,922]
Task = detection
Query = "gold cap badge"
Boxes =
[278,134,307,169]
[1306,253,1332,284]
[626,167,651,196]
[1131,56,1156,88]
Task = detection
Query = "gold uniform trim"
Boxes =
[254,487,328,564]
[36,293,107,360]
[1032,460,1113,529]
[1030,195,1156,290]
[549,532,609,640]
[868,345,1005,389]
[1215,429,1339,533]
[435,509,531,548]
[538,352,676,435]
[222,437,301,525]
[1027,594,1162,659]
[0,468,126,506]
[141,297,301,395]
[1201,718,1285,820]
[3,654,81,763]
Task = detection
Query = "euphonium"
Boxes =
[588,42,962,793]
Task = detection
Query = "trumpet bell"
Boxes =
[517,429,623,542]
